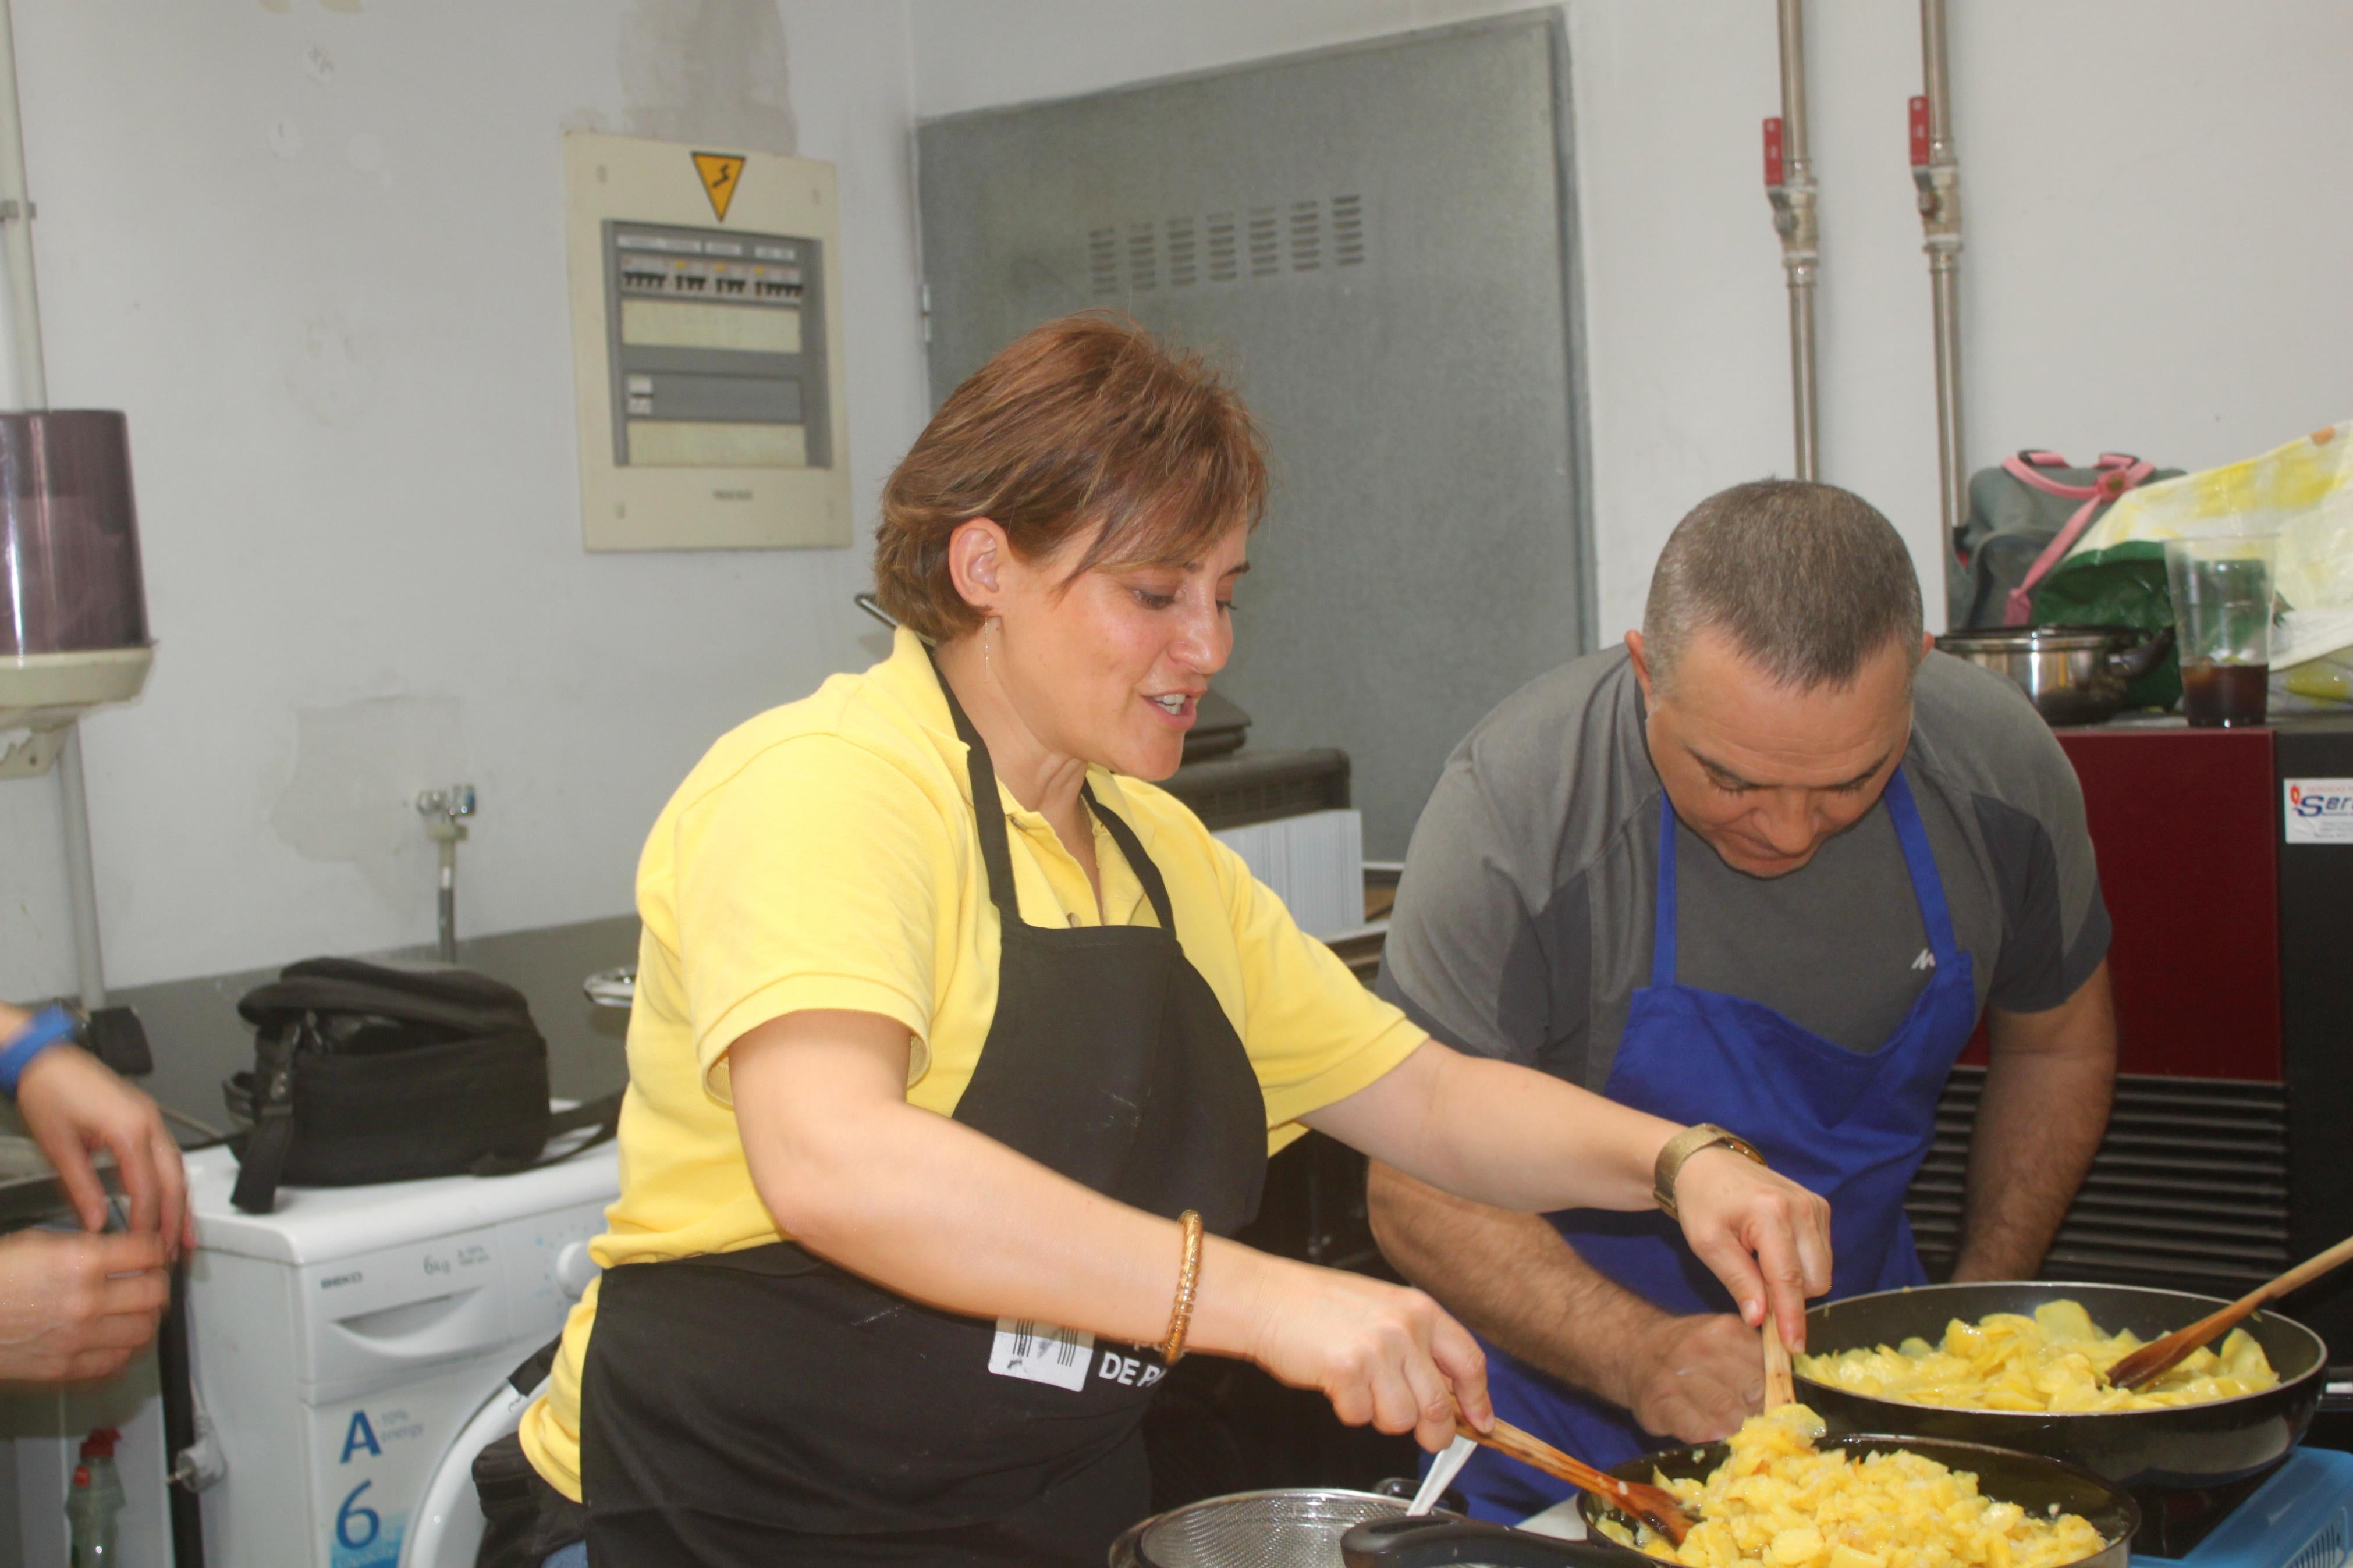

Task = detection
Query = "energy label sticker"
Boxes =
[2284,778,2353,844]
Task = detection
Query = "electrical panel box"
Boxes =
[563,134,850,551]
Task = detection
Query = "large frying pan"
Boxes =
[1339,1435,2136,1568]
[1795,1281,2327,1493]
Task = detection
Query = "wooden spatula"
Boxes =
[2106,1231,2353,1391]
[1456,1414,1697,1545]
[1762,1311,1797,1409]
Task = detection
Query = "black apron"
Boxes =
[576,663,1269,1566]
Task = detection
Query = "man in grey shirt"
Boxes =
[1369,480,2116,1523]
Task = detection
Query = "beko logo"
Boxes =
[318,1271,364,1290]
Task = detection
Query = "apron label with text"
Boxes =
[988,1317,1095,1391]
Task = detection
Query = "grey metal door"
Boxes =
[917,10,1592,859]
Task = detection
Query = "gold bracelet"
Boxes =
[1160,1210,1205,1364]
[1652,1123,1768,1220]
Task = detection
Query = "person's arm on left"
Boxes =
[1,999,193,1254]
[1305,1040,1832,1340]
[1948,960,2115,1281]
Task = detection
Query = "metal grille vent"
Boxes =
[1126,222,1159,291]
[1908,1068,2290,1293]
[1289,200,1322,271]
[1206,212,1238,282]
[1089,195,1364,294]
[1247,207,1280,276]
[1088,227,1118,296]
[1166,216,1198,288]
[1333,193,1366,265]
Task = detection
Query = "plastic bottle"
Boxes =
[64,1426,123,1565]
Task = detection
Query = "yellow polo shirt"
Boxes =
[519,628,1426,1500]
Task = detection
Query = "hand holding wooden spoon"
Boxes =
[1455,1413,1697,1545]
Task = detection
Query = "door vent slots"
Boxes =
[1206,212,1238,283]
[1333,194,1365,265]
[1166,216,1198,288]
[1087,195,1367,295]
[1907,1068,2291,1294]
[1247,207,1280,277]
[1088,227,1119,296]
[1126,222,1159,291]
[1289,200,1323,271]
[1085,194,1373,296]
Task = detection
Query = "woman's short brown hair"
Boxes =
[872,312,1268,642]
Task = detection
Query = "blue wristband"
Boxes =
[0,1005,79,1098]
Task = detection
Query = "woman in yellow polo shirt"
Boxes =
[510,314,1832,1567]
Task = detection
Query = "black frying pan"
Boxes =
[1341,1433,2138,1568]
[1794,1281,2326,1492]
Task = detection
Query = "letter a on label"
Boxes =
[692,151,746,221]
[340,1409,382,1463]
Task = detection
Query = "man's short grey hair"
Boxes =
[1643,479,1925,692]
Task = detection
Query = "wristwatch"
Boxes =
[0,1004,79,1099]
[1653,1122,1768,1219]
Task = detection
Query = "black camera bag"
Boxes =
[223,957,619,1214]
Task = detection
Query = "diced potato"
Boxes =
[1625,1407,2107,1568]
[1794,1299,2278,1414]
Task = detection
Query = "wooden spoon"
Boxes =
[2106,1231,2353,1391]
[1762,1311,1797,1409]
[1456,1414,1697,1545]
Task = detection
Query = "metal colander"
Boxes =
[1110,1488,1408,1567]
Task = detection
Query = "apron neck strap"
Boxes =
[1651,791,1681,987]
[1649,762,1956,986]
[1084,784,1177,931]
[929,652,1179,934]
[1879,766,1960,962]
[931,651,1025,923]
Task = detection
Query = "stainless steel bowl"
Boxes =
[1936,624,2173,727]
[1110,1488,1417,1567]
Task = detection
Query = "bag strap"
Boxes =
[468,1089,625,1179]
[229,1019,307,1214]
[2000,450,2157,625]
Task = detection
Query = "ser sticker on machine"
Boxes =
[2284,779,2353,844]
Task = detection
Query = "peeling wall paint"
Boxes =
[0,0,926,998]
[271,695,465,909]
[618,0,797,155]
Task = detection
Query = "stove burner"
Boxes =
[2140,1449,2353,1568]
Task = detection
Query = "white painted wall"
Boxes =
[8,1,2348,997]
[0,0,928,997]
[911,0,2353,640]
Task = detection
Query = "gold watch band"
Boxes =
[1653,1123,1768,1219]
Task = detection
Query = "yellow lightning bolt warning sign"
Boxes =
[691,151,746,221]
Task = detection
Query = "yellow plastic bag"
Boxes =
[2064,422,2353,680]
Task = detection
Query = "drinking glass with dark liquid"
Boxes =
[2165,535,2279,728]
[2179,659,2269,727]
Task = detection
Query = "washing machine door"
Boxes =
[401,1376,540,1568]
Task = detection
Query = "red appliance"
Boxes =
[1908,714,2353,1371]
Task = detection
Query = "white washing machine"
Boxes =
[182,1137,615,1568]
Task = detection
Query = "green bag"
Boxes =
[1946,450,2185,709]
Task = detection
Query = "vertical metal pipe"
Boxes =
[1774,0,1821,481]
[1918,0,1967,559]
[0,0,44,409]
[0,0,106,1010]
[437,839,459,963]
[55,726,108,1011]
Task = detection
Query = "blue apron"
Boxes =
[1451,766,1978,1523]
